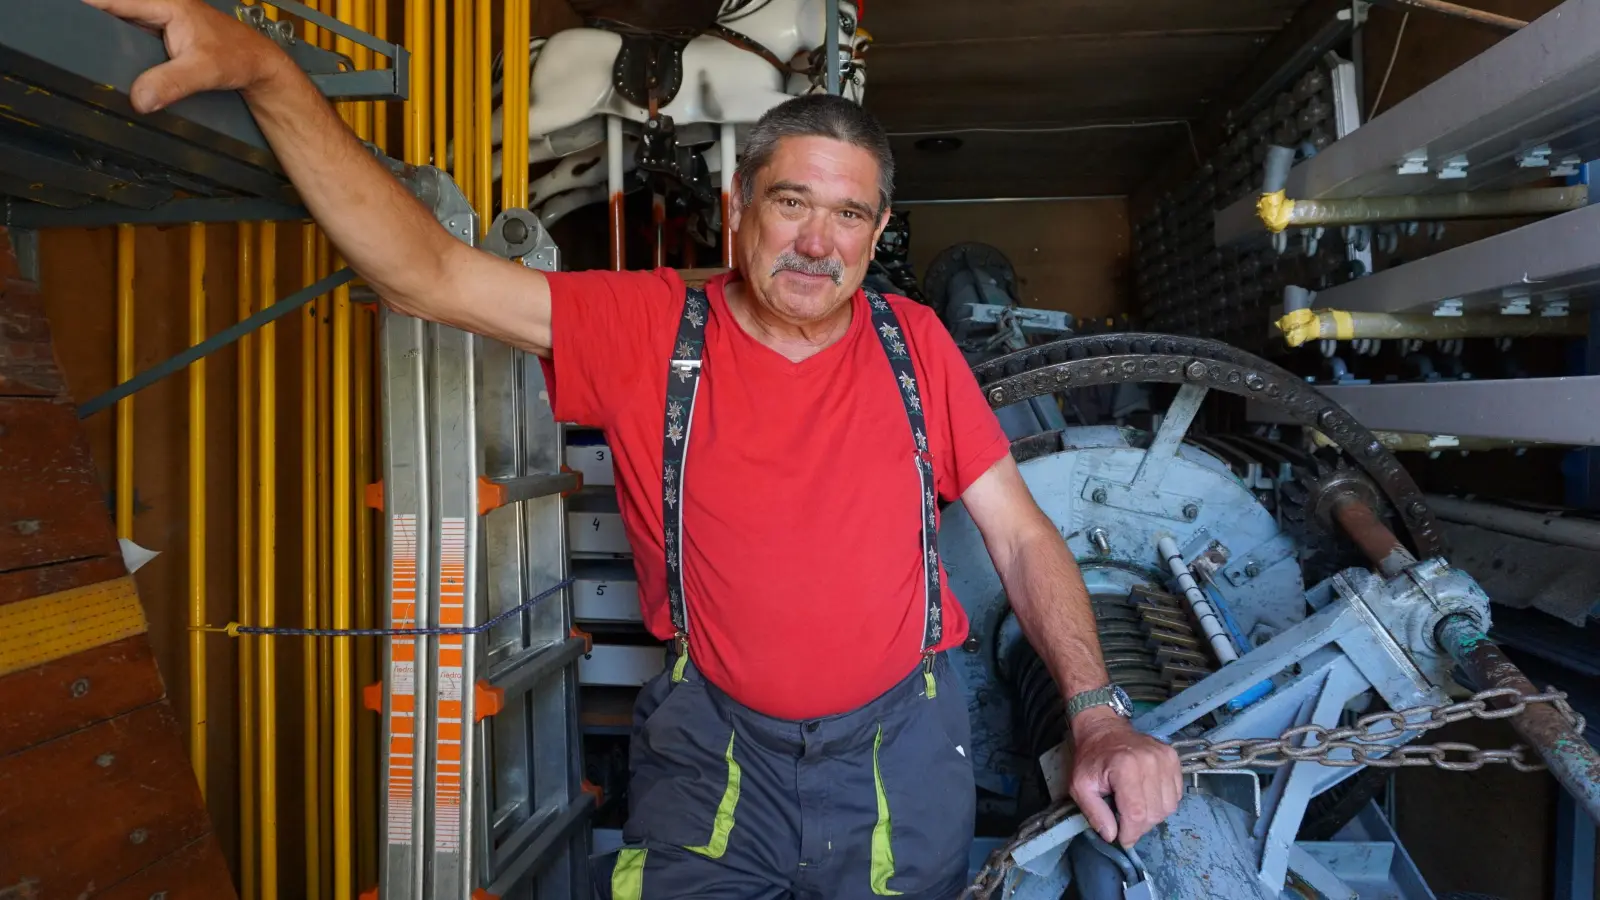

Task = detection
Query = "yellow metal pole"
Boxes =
[502,0,529,213]
[332,8,356,895]
[332,269,354,900]
[316,231,334,900]
[374,0,388,162]
[115,225,134,541]
[237,221,258,900]
[301,223,323,900]
[354,284,376,889]
[452,0,471,195]
[432,0,447,167]
[405,0,427,165]
[187,223,208,799]
[474,0,491,225]
[352,0,377,883]
[257,221,280,900]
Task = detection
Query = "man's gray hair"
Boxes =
[735,94,895,219]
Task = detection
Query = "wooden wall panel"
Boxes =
[0,635,166,758]
[0,703,215,899]
[0,226,234,900]
[0,398,120,575]
[95,835,237,900]
[906,198,1132,322]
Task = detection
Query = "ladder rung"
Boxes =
[483,634,586,701]
[478,470,582,515]
[483,796,594,898]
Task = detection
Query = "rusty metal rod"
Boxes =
[1330,495,1417,577]
[1374,0,1526,30]
[1438,615,1600,822]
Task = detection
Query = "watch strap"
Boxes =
[1066,685,1119,719]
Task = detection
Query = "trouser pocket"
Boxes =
[626,676,744,857]
[863,660,976,896]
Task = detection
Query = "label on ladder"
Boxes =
[387,513,419,846]
[433,516,467,853]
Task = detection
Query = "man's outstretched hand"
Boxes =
[80,0,287,114]
[1067,707,1184,848]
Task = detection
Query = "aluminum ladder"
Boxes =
[374,163,591,900]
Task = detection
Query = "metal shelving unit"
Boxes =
[1215,0,1600,246]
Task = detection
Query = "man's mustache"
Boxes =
[771,250,844,285]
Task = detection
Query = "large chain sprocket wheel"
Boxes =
[971,333,1445,558]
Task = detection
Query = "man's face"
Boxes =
[730,135,889,326]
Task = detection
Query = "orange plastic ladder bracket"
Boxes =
[570,625,593,655]
[364,480,384,511]
[474,678,504,722]
[476,476,506,516]
[362,681,382,713]
[582,779,604,808]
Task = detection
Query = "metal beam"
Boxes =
[2,1,281,172]
[1215,0,1600,229]
[1247,376,1600,445]
[4,197,309,228]
[1309,202,1600,315]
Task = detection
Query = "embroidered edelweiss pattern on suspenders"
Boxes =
[660,286,943,686]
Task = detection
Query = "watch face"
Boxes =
[1110,685,1134,717]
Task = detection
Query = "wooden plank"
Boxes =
[0,555,126,607]
[867,0,1300,45]
[0,398,120,577]
[0,278,67,399]
[0,635,166,757]
[0,703,211,898]
[95,834,237,900]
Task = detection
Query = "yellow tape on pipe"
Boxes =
[0,576,147,677]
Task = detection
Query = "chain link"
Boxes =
[960,688,1583,900]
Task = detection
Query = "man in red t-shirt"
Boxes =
[116,4,1182,895]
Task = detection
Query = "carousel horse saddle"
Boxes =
[587,17,699,109]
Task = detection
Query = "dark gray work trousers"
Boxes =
[591,652,976,899]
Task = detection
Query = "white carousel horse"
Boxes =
[489,0,864,180]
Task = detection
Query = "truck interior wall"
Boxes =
[36,224,321,889]
[906,198,1132,321]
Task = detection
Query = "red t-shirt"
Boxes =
[543,269,1010,719]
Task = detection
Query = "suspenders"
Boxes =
[660,285,943,678]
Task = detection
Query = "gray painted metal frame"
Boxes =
[1216,0,1600,241]
[1246,376,1600,445]
[0,0,407,226]
[1002,581,1445,899]
[1309,202,1600,315]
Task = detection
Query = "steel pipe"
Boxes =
[503,0,531,212]
[1426,494,1600,551]
[474,0,492,228]
[1438,615,1600,823]
[1277,307,1587,347]
[187,222,207,799]
[1330,494,1417,577]
[431,0,446,167]
[257,221,280,900]
[300,224,323,900]
[1259,186,1586,233]
[237,221,258,900]
[115,224,135,540]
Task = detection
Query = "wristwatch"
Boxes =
[1065,684,1135,720]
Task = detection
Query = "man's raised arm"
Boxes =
[84,0,555,356]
